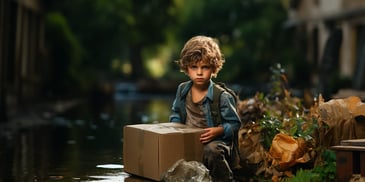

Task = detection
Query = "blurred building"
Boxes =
[285,0,365,97]
[0,0,47,121]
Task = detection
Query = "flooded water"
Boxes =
[0,92,175,182]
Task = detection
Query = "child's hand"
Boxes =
[200,127,224,144]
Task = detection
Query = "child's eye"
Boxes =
[190,65,198,69]
[202,66,210,70]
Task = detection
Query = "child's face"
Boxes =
[187,61,213,87]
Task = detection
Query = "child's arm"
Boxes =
[200,127,224,144]
[218,92,241,141]
[169,97,182,123]
[169,83,186,123]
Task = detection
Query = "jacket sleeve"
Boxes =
[169,98,181,123]
[219,92,241,141]
[169,84,183,123]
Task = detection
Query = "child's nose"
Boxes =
[197,68,203,74]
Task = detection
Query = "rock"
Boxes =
[162,159,212,182]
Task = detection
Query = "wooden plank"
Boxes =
[332,144,365,182]
[331,145,365,151]
[334,150,354,182]
[341,139,365,146]
[361,152,365,177]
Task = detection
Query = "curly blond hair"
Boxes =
[176,35,225,78]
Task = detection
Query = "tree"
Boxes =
[44,12,83,94]
[45,0,177,80]
[177,0,297,86]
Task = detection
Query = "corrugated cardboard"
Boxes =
[123,122,204,181]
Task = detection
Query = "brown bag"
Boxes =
[319,96,365,147]
[268,133,311,171]
[238,123,266,165]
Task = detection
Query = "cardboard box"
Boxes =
[123,122,204,181]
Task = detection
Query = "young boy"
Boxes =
[169,35,241,181]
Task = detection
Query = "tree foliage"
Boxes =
[45,0,177,82]
[44,12,84,94]
[177,0,296,85]
[43,0,306,93]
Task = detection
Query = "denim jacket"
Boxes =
[169,80,241,144]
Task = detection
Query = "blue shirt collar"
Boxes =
[180,80,214,101]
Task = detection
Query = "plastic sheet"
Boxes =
[268,133,311,171]
[319,96,365,147]
[162,159,212,182]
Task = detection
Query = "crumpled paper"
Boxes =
[319,96,365,147]
[268,133,311,171]
[162,159,212,182]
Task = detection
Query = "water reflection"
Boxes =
[0,93,174,181]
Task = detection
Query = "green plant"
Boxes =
[258,64,318,148]
[281,169,319,182]
[259,114,282,149]
[268,63,288,99]
[281,150,336,182]
[311,150,336,181]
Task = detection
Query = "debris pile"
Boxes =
[235,64,365,181]
[163,64,365,181]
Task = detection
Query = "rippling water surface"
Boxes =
[0,92,174,181]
